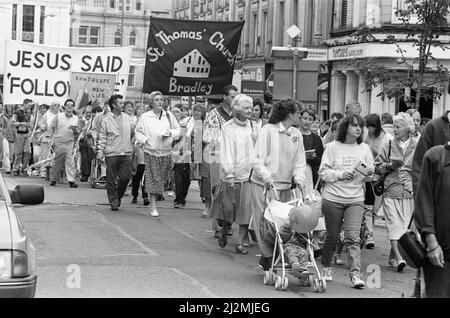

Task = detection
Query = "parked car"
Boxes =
[0,174,44,298]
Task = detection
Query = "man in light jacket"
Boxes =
[97,94,134,211]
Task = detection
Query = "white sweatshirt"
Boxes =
[319,141,374,204]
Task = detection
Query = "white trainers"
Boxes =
[150,210,159,217]
[321,267,333,282]
[351,275,366,289]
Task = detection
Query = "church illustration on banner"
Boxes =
[173,49,210,78]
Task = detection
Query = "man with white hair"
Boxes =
[211,94,258,254]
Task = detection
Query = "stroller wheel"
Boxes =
[275,276,282,291]
[313,279,320,293]
[299,276,311,287]
[320,278,327,292]
[282,277,288,290]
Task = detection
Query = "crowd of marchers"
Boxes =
[0,88,448,297]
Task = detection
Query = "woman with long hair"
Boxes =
[319,114,374,289]
[135,91,180,217]
[249,98,307,272]
[251,99,267,129]
[131,103,149,206]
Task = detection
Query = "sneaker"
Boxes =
[201,209,209,218]
[111,205,119,211]
[351,274,366,289]
[321,267,333,282]
[174,202,181,209]
[291,262,307,273]
[167,191,174,196]
[131,197,137,204]
[49,181,56,186]
[69,182,78,188]
[143,198,150,206]
[365,236,375,249]
[334,254,344,265]
[388,259,398,269]
[397,259,406,272]
[150,210,159,217]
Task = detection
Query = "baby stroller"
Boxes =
[261,187,327,293]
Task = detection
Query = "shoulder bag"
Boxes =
[373,140,391,196]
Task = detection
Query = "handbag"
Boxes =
[373,140,391,196]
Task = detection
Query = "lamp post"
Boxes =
[270,25,308,101]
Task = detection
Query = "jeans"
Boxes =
[79,139,95,179]
[321,199,364,277]
[13,133,31,171]
[105,155,132,206]
[174,163,191,205]
[131,164,148,199]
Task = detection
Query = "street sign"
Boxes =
[287,25,301,39]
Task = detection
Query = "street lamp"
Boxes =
[270,25,309,100]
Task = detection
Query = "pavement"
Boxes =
[5,173,418,298]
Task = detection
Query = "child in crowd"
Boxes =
[279,221,309,273]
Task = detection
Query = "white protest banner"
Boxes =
[3,40,131,104]
[70,72,116,107]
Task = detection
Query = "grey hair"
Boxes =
[394,112,415,134]
[345,100,362,115]
[231,94,253,113]
[149,91,163,105]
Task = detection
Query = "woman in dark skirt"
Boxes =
[135,91,181,217]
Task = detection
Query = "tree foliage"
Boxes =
[350,0,450,111]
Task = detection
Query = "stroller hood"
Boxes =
[289,205,319,233]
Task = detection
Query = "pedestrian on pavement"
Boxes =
[363,114,394,250]
[37,102,60,180]
[90,104,111,182]
[187,104,208,217]
[78,106,96,182]
[251,99,268,129]
[123,101,134,117]
[375,112,417,272]
[406,109,422,143]
[298,106,323,196]
[203,85,237,235]
[97,94,134,211]
[212,94,258,254]
[322,112,344,146]
[412,110,450,193]
[319,114,374,289]
[171,106,191,209]
[48,99,79,188]
[0,105,14,174]
[131,103,149,206]
[12,107,32,176]
[414,141,450,298]
[135,91,180,217]
[249,98,306,272]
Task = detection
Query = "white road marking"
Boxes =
[155,267,219,298]
[91,211,160,256]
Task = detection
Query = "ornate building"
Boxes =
[70,0,172,102]
[173,0,332,116]
[327,0,450,118]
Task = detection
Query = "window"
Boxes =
[252,13,258,53]
[126,0,131,12]
[110,0,115,8]
[341,0,348,28]
[39,6,45,44]
[22,5,35,43]
[78,26,88,44]
[79,26,100,45]
[114,31,122,46]
[136,0,142,10]
[118,0,123,11]
[77,0,88,5]
[90,27,100,45]
[128,66,135,87]
[12,4,17,40]
[129,30,137,46]
[278,2,285,46]
[94,0,104,7]
[262,11,268,54]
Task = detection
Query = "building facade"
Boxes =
[327,0,450,119]
[70,0,172,102]
[0,0,71,99]
[173,0,332,116]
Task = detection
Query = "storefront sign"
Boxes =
[330,45,367,60]
[305,48,328,61]
[2,40,131,104]
[241,81,265,95]
[144,17,244,96]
